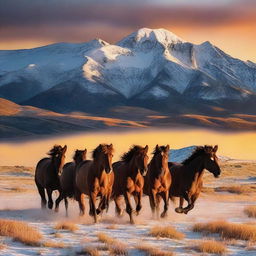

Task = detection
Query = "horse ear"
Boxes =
[213,145,218,153]
[166,144,170,151]
[144,145,149,153]
[62,145,67,154]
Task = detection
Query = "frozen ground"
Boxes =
[0,162,256,255]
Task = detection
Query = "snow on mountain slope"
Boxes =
[169,146,196,163]
[0,40,106,90]
[0,28,256,104]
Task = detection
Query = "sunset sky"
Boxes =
[0,0,255,62]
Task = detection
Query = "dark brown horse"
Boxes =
[35,145,67,209]
[75,144,114,223]
[112,145,149,224]
[55,148,87,216]
[169,145,221,214]
[144,145,171,219]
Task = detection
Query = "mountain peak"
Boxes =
[117,28,183,49]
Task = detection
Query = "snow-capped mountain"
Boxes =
[0,28,255,114]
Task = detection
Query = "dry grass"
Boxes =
[106,224,117,229]
[193,220,256,241]
[0,219,42,246]
[136,243,173,256]
[55,221,78,232]
[77,246,100,256]
[215,185,256,194]
[42,241,67,248]
[97,232,128,255]
[150,226,185,240]
[109,244,128,256]
[196,240,227,255]
[97,232,115,245]
[0,242,6,250]
[244,206,256,218]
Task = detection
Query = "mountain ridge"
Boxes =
[0,27,256,131]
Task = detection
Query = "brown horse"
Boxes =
[169,145,221,214]
[112,145,149,224]
[144,145,171,219]
[75,144,114,223]
[35,145,67,209]
[55,148,87,216]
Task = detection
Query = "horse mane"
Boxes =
[121,145,143,163]
[152,145,166,155]
[92,144,109,159]
[182,146,208,165]
[47,145,63,158]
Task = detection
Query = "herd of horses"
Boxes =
[35,143,221,224]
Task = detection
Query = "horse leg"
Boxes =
[149,190,157,219]
[175,197,185,214]
[35,181,47,209]
[55,190,63,212]
[160,190,169,218]
[89,192,98,223]
[183,193,193,214]
[78,193,86,216]
[64,197,69,217]
[114,196,123,217]
[46,188,54,209]
[96,195,106,215]
[134,191,142,216]
[124,191,134,224]
[156,194,161,219]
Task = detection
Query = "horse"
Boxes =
[35,145,67,209]
[144,145,171,219]
[112,145,149,224]
[169,145,221,214]
[55,148,87,216]
[75,144,114,223]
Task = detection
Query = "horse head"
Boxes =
[48,144,67,175]
[93,144,114,174]
[203,145,221,178]
[152,144,170,177]
[135,145,149,176]
[73,148,87,165]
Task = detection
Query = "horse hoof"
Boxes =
[160,212,167,218]
[175,207,184,214]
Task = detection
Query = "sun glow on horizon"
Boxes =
[0,129,255,166]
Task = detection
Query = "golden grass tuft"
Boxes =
[193,220,256,241]
[0,219,42,246]
[150,226,185,240]
[77,246,100,256]
[196,240,227,255]
[215,185,255,194]
[42,241,67,248]
[136,244,173,256]
[55,221,78,232]
[0,242,6,250]
[97,232,128,255]
[97,232,115,245]
[244,206,256,218]
[109,244,128,256]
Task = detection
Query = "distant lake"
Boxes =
[0,129,255,166]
